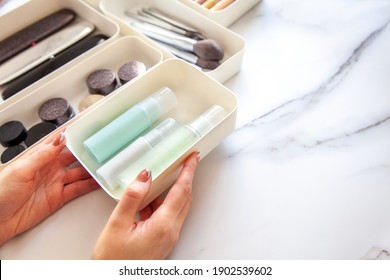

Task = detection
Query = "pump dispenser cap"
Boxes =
[144,118,179,147]
[188,105,228,137]
[139,87,177,121]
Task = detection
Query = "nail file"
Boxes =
[0,20,95,86]
[1,34,108,101]
[0,9,76,64]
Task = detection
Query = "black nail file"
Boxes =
[0,9,76,64]
[2,34,108,100]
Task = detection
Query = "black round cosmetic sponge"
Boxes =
[1,145,25,163]
[24,122,57,147]
[0,120,27,147]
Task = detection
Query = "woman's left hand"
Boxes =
[0,130,99,245]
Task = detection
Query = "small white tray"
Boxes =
[99,0,246,84]
[179,0,262,27]
[0,0,120,110]
[0,36,163,170]
[65,59,237,209]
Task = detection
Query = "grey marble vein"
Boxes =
[311,115,390,147]
[237,20,390,131]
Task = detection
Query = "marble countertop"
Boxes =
[1,0,390,259]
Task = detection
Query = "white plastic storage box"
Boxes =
[99,0,246,84]
[0,0,120,110]
[179,0,262,27]
[65,59,237,209]
[0,36,163,171]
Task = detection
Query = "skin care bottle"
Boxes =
[96,118,180,190]
[83,87,177,163]
[117,105,228,189]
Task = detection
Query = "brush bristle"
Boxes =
[196,58,220,70]
[193,39,224,61]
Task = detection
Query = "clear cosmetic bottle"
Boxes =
[117,105,228,189]
[83,87,177,163]
[96,118,180,190]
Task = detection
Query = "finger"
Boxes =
[174,152,199,188]
[156,152,199,220]
[108,169,152,228]
[19,128,67,158]
[174,195,192,232]
[64,167,92,184]
[63,177,99,203]
[12,132,66,175]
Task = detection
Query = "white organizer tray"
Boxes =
[179,0,262,27]
[99,0,246,84]
[0,0,120,110]
[0,36,163,170]
[65,59,237,209]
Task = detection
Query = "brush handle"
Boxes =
[158,42,197,64]
[0,20,94,86]
[2,34,108,100]
[141,8,199,34]
[126,11,190,38]
[131,22,196,52]
[0,9,75,64]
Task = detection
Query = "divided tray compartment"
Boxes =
[0,0,120,110]
[99,0,246,84]
[0,36,163,170]
[178,0,262,27]
[65,59,237,209]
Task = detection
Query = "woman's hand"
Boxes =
[0,130,99,245]
[92,152,199,259]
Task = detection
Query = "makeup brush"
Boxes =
[131,22,224,61]
[125,10,204,40]
[159,42,220,70]
[140,8,203,38]
[125,11,192,38]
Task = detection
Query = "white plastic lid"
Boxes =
[143,118,179,147]
[138,87,177,121]
[188,105,228,137]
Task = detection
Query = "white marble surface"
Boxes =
[1,0,390,259]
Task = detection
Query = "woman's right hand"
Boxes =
[92,152,199,259]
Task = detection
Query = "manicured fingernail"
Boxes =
[136,168,151,183]
[52,132,65,146]
[196,151,201,162]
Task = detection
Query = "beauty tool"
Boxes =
[158,42,220,70]
[118,105,228,188]
[130,22,224,61]
[96,118,180,190]
[138,7,204,39]
[125,10,203,40]
[83,87,177,163]
[0,120,27,147]
[86,69,117,95]
[2,34,108,100]
[0,20,94,86]
[0,9,76,64]
[117,61,146,85]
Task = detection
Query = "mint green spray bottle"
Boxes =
[117,105,228,189]
[83,87,177,163]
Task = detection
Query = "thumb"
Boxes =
[109,169,152,227]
